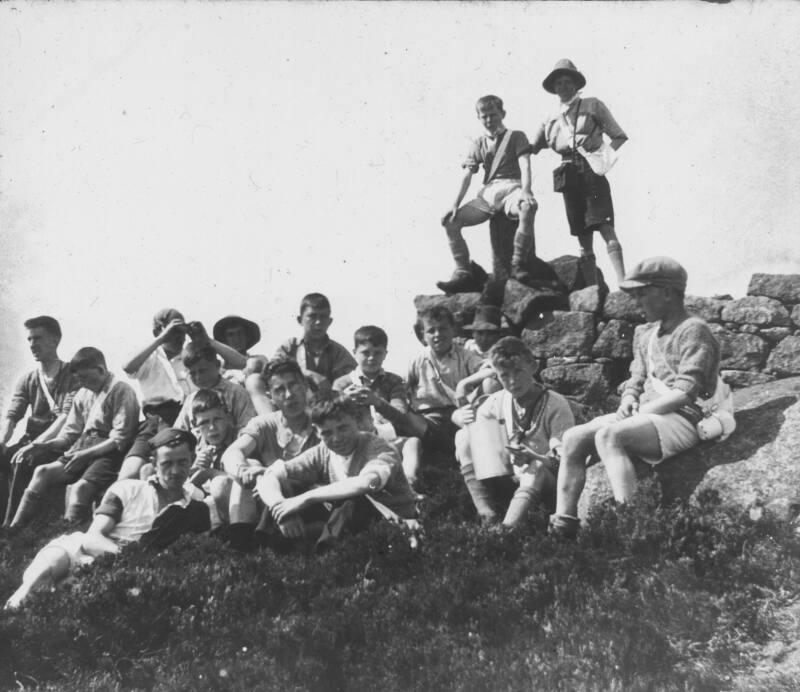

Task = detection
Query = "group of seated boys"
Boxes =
[1,256,730,608]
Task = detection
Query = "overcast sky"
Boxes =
[2,1,799,399]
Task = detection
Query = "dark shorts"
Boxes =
[61,433,124,489]
[561,157,615,236]
[418,407,459,454]
[125,401,181,460]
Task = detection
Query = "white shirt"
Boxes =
[129,346,194,406]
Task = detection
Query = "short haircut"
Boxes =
[69,347,106,372]
[417,305,456,329]
[354,325,388,349]
[310,393,358,426]
[299,293,331,314]
[264,358,305,385]
[182,341,219,368]
[24,316,62,340]
[488,336,535,367]
[476,95,504,113]
[152,308,184,336]
[191,389,227,421]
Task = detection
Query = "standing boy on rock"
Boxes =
[438,95,537,294]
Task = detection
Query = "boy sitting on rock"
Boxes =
[457,337,574,528]
[5,428,216,610]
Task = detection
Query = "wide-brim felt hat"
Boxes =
[464,305,503,331]
[543,58,587,94]
[213,315,261,350]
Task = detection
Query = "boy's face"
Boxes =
[472,329,500,354]
[629,285,670,323]
[315,413,359,457]
[74,365,107,393]
[492,357,537,400]
[27,327,60,363]
[268,372,308,419]
[157,323,186,359]
[187,358,221,389]
[354,342,387,377]
[223,325,248,354]
[422,317,455,356]
[298,306,332,342]
[192,407,230,446]
[155,443,194,490]
[476,103,505,135]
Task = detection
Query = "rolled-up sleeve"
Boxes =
[462,138,482,173]
[593,99,627,147]
[108,386,141,450]
[280,447,326,487]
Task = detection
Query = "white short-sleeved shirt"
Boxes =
[129,346,194,406]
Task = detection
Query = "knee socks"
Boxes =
[460,463,498,523]
[607,239,625,283]
[10,489,43,529]
[447,231,471,273]
[511,222,536,269]
[502,486,541,528]
[64,500,92,524]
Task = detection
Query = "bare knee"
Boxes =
[594,424,622,451]
[561,425,594,461]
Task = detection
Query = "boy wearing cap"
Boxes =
[5,428,215,610]
[213,314,269,387]
[550,257,723,538]
[9,348,140,529]
[530,59,628,287]
[438,95,537,294]
[118,309,247,481]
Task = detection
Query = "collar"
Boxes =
[426,345,455,362]
[559,92,581,114]
[300,336,331,351]
[352,366,385,384]
[100,373,115,393]
[146,475,197,506]
[485,126,507,141]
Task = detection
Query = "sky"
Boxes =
[2,1,799,405]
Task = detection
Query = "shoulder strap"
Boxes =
[37,366,58,412]
[561,100,581,156]
[487,129,513,182]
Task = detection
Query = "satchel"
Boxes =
[553,162,580,193]
[553,98,582,193]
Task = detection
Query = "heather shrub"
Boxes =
[0,466,797,691]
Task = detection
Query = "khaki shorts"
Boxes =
[595,411,700,465]
[464,179,525,218]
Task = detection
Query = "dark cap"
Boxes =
[463,305,503,332]
[619,256,688,292]
[149,427,197,453]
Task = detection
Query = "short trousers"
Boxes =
[42,531,95,571]
[125,405,180,460]
[464,179,526,219]
[594,411,700,464]
[61,433,124,488]
[418,407,458,454]
[561,157,615,236]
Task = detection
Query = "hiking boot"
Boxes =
[436,262,488,295]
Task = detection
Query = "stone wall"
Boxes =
[415,257,800,412]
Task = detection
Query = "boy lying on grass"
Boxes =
[5,428,218,610]
[255,396,419,552]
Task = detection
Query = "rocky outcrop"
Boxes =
[415,265,800,407]
[577,377,800,520]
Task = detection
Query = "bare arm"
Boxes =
[638,389,693,416]
[269,474,377,523]
[221,435,259,476]
[81,515,121,557]
[210,340,247,370]
[519,153,534,195]
[122,318,185,375]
